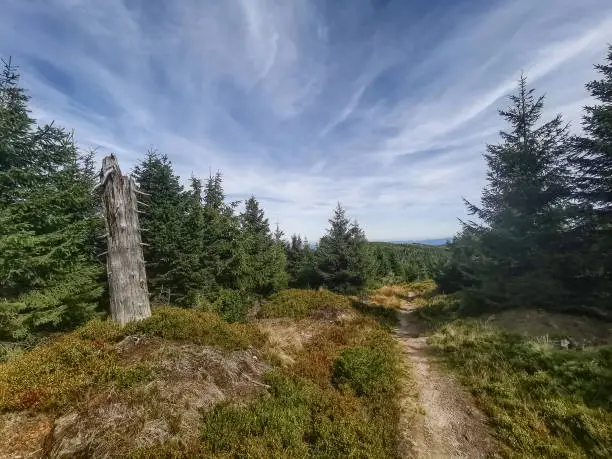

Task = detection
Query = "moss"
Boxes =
[260,289,352,319]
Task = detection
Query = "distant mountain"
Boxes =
[386,238,451,246]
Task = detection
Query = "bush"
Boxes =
[200,370,396,458]
[74,307,264,350]
[199,308,403,458]
[75,318,124,342]
[260,289,352,319]
[332,345,397,397]
[126,307,264,350]
[0,344,24,363]
[208,289,254,323]
[0,307,265,413]
[0,336,131,411]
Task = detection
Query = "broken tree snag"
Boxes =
[100,154,151,325]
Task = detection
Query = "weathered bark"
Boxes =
[100,154,151,325]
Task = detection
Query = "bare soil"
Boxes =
[395,301,498,458]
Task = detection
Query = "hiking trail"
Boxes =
[394,299,498,458]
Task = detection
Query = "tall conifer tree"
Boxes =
[0,59,102,338]
[572,46,612,308]
[317,203,370,293]
[461,77,573,309]
[132,151,185,301]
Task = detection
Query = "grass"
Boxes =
[421,294,612,458]
[1,293,405,458]
[369,280,437,310]
[260,289,353,319]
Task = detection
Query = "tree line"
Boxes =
[437,46,612,319]
[0,57,437,340]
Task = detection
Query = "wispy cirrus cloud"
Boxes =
[1,0,611,240]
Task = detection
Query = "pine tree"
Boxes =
[317,203,370,293]
[132,151,185,301]
[286,234,305,284]
[238,196,288,295]
[201,172,242,293]
[0,59,103,339]
[572,46,612,308]
[273,223,286,246]
[172,177,215,304]
[204,171,225,212]
[461,76,573,310]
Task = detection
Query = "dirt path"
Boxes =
[395,303,498,458]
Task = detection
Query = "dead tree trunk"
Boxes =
[99,154,151,325]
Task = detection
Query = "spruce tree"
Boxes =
[238,196,288,295]
[201,172,242,293]
[317,203,370,293]
[572,46,612,308]
[286,234,305,285]
[173,177,214,304]
[0,59,102,339]
[132,151,185,301]
[461,76,573,310]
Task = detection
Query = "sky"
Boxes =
[1,0,612,241]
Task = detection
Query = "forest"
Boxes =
[0,43,611,458]
[0,56,445,344]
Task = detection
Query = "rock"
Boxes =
[44,412,87,458]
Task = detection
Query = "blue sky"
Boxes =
[1,0,611,241]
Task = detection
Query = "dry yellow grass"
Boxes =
[369,280,437,309]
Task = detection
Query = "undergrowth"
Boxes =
[260,289,352,319]
[2,294,404,458]
[77,306,265,349]
[426,309,612,457]
[0,307,263,413]
[0,335,151,412]
[333,345,397,396]
[196,314,403,458]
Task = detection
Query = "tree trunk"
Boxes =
[100,154,151,325]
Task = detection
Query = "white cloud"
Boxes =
[1,0,611,241]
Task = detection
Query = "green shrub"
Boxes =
[75,318,124,342]
[0,307,265,413]
[75,308,264,350]
[199,312,403,458]
[104,363,154,389]
[209,289,254,323]
[332,345,397,397]
[0,343,25,363]
[126,307,264,350]
[0,336,118,411]
[200,370,396,458]
[260,289,352,319]
[0,335,156,412]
